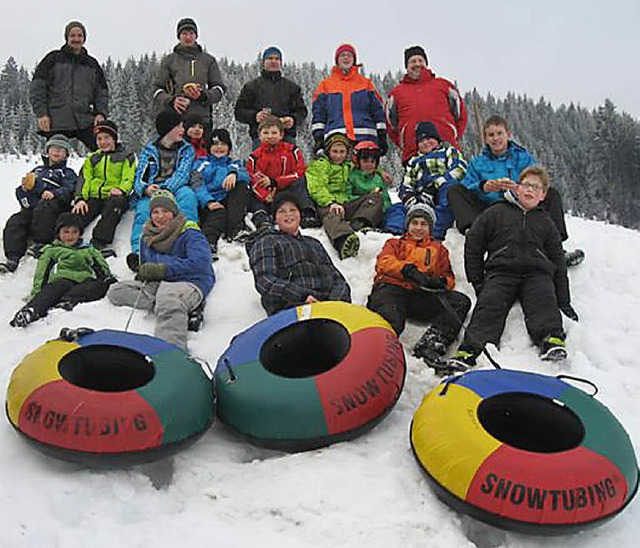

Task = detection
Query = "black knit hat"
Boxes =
[404,45,428,68]
[55,213,84,235]
[184,112,206,131]
[274,191,302,214]
[94,120,118,142]
[210,128,233,151]
[155,110,183,138]
[64,21,86,42]
[415,121,441,143]
[176,18,198,39]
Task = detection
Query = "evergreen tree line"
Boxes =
[0,54,638,229]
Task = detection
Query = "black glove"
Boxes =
[422,276,447,290]
[559,303,579,322]
[401,264,445,290]
[377,130,389,156]
[313,135,325,157]
[137,262,167,282]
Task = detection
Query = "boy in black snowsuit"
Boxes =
[450,166,578,368]
[0,135,76,272]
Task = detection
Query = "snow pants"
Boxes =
[77,196,129,245]
[199,183,249,245]
[27,278,112,317]
[319,193,384,249]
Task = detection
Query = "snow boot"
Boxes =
[337,233,360,260]
[26,242,44,258]
[565,248,585,268]
[540,336,567,361]
[10,307,37,328]
[126,252,140,273]
[188,302,205,332]
[0,258,19,273]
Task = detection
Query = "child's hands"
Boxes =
[173,96,190,114]
[222,173,237,191]
[280,116,295,129]
[207,201,225,211]
[379,169,393,185]
[21,172,36,191]
[329,203,345,218]
[72,200,89,215]
[265,188,276,203]
[41,190,54,200]
[255,172,271,189]
[144,184,161,197]
[484,178,517,192]
[110,188,123,196]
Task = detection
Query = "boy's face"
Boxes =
[263,55,282,73]
[406,55,427,80]
[151,206,175,230]
[516,174,547,210]
[259,125,283,146]
[47,146,68,164]
[59,226,81,246]
[66,27,85,53]
[210,141,230,158]
[485,124,510,156]
[407,217,430,241]
[358,156,378,175]
[417,137,440,155]
[187,124,204,140]
[179,29,196,46]
[164,123,185,144]
[96,132,116,152]
[275,202,301,235]
[328,143,348,164]
[337,52,354,72]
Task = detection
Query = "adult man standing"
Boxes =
[235,46,307,148]
[29,21,109,151]
[386,45,467,164]
[153,18,226,127]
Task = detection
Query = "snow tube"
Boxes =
[5,328,215,465]
[215,301,406,451]
[410,369,638,535]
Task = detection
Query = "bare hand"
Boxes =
[281,116,294,129]
[265,189,276,203]
[329,203,345,218]
[256,109,271,123]
[145,184,161,197]
[37,116,51,133]
[380,169,393,185]
[72,200,89,215]
[109,188,123,196]
[255,172,271,189]
[94,114,105,125]
[222,173,237,191]
[41,190,55,200]
[173,96,191,114]
[305,295,319,304]
[484,178,517,192]
[207,201,225,211]
[183,84,202,100]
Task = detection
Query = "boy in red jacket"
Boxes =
[367,203,470,369]
[246,115,318,229]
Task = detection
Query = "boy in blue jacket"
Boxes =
[448,115,583,266]
[193,129,250,258]
[0,134,76,273]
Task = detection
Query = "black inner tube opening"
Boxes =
[477,392,585,453]
[58,345,155,392]
[260,318,351,379]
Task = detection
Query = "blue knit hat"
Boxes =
[415,121,441,143]
[262,46,283,62]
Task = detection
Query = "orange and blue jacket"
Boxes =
[312,66,386,142]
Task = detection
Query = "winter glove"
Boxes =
[401,264,445,290]
[559,304,579,322]
[422,276,447,290]
[377,130,389,156]
[313,135,325,157]
[136,262,167,282]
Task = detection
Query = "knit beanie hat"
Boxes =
[415,121,441,143]
[274,191,302,214]
[335,44,357,65]
[405,203,436,233]
[150,190,179,215]
[155,110,183,139]
[176,18,198,39]
[404,45,428,68]
[45,134,72,154]
[324,133,352,152]
[64,21,86,42]
[55,212,84,235]
[210,128,233,151]
[94,120,118,142]
[184,112,205,132]
[262,46,283,61]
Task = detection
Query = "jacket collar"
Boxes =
[401,67,435,84]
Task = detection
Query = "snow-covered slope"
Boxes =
[1,155,638,548]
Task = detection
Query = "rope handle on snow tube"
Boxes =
[221,357,237,384]
[556,374,599,397]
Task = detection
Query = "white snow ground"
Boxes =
[1,155,639,548]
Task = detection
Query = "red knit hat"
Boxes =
[335,44,357,65]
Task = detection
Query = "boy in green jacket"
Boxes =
[72,120,136,257]
[10,213,115,327]
[348,140,391,217]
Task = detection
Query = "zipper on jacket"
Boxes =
[191,60,195,78]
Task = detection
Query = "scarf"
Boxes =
[142,213,186,253]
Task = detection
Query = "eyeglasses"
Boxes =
[519,182,545,191]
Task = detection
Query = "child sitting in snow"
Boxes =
[399,121,467,240]
[448,166,577,369]
[347,140,390,227]
[193,128,250,258]
[367,203,470,369]
[72,120,136,257]
[10,213,115,327]
[0,134,77,273]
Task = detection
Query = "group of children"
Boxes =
[0,107,583,370]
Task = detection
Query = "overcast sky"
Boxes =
[2,0,639,118]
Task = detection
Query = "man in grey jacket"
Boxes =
[153,18,226,128]
[29,21,108,151]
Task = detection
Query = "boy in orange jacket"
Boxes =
[367,203,471,368]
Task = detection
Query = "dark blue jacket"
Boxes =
[15,156,77,209]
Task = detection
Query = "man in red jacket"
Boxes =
[386,45,468,164]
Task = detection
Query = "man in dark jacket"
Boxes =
[234,46,307,148]
[248,191,351,315]
[450,166,578,368]
[153,18,226,127]
[29,21,109,151]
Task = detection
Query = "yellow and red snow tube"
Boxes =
[6,329,214,465]
[411,369,638,535]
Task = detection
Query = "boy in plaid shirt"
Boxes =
[399,121,467,240]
